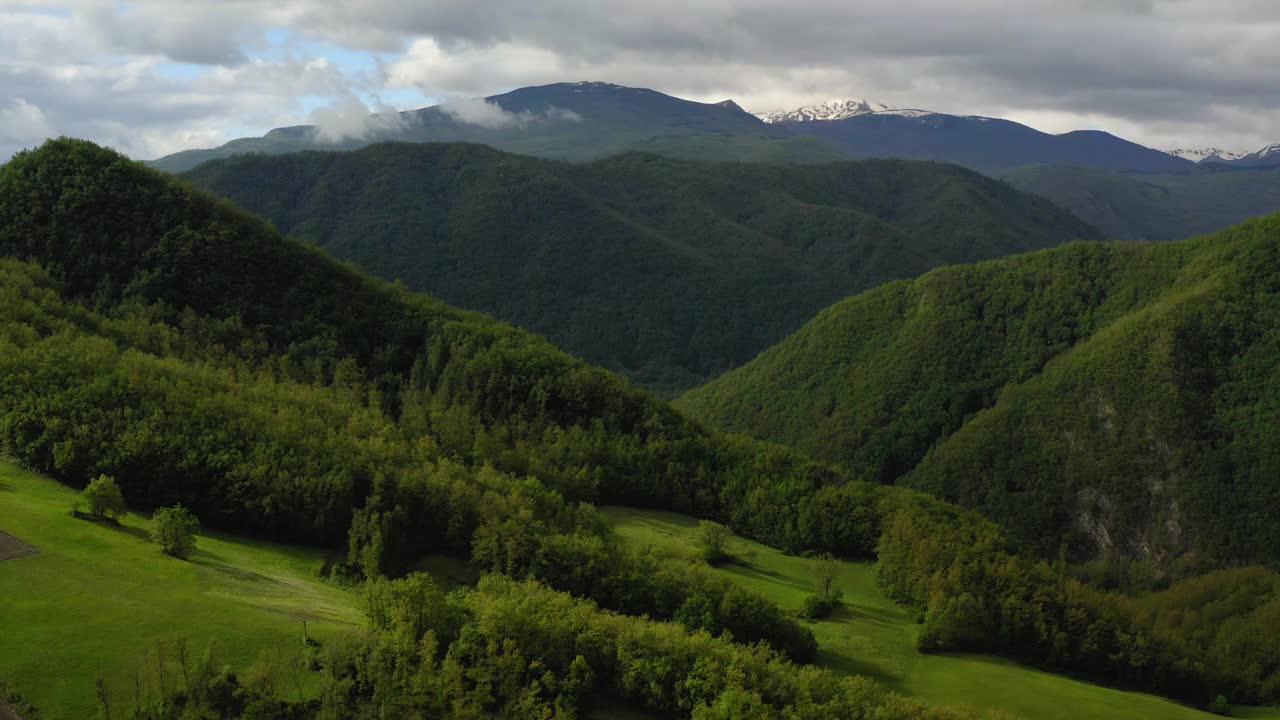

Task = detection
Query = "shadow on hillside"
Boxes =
[817,646,901,688]
[88,516,151,542]
[192,552,283,587]
[828,602,905,630]
[725,561,812,594]
[0,481,12,492]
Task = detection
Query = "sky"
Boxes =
[2,0,1278,161]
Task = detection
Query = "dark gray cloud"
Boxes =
[1,0,1278,160]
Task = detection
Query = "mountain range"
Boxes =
[146,81,1280,246]
[152,82,834,173]
[152,81,1279,176]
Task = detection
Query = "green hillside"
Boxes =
[0,462,360,719]
[183,142,1099,393]
[0,137,1016,720]
[678,214,1280,568]
[1002,164,1280,240]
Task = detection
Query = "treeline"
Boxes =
[131,574,967,720]
[877,492,1280,705]
[875,493,1210,702]
[1,140,1275,709]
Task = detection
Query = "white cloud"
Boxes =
[308,94,410,142]
[437,97,581,129]
[0,98,53,158]
[387,38,571,97]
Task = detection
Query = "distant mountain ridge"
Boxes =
[154,81,1210,177]
[1165,144,1280,167]
[152,81,810,173]
[760,107,1194,173]
[151,81,1280,238]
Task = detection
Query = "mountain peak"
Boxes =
[756,98,894,124]
[714,99,748,113]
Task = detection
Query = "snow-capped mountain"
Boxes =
[1166,144,1280,167]
[1166,148,1248,163]
[1237,143,1280,164]
[756,99,895,124]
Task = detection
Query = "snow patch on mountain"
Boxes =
[1166,147,1248,163]
[756,98,894,123]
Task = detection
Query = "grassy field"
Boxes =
[0,461,362,719]
[5,456,1276,720]
[603,506,1280,720]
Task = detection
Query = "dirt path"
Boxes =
[0,530,38,561]
[0,699,25,720]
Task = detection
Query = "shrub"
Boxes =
[81,475,126,521]
[151,505,200,559]
[698,520,731,564]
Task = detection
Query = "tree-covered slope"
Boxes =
[183,142,1099,393]
[678,216,1280,567]
[0,138,835,668]
[1002,163,1280,240]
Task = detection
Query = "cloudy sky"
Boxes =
[3,0,1279,161]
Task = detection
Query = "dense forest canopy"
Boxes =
[182,142,1099,393]
[678,213,1280,571]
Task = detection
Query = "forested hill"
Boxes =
[182,142,1100,393]
[678,214,1280,568]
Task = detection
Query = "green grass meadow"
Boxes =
[603,507,1280,720]
[0,461,361,719]
[5,458,1279,720]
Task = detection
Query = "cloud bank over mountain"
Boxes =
[3,0,1278,160]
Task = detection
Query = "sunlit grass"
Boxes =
[0,461,361,719]
[604,506,1280,720]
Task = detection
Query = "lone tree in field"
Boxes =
[698,520,731,564]
[82,474,127,521]
[151,505,200,559]
[803,552,845,619]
